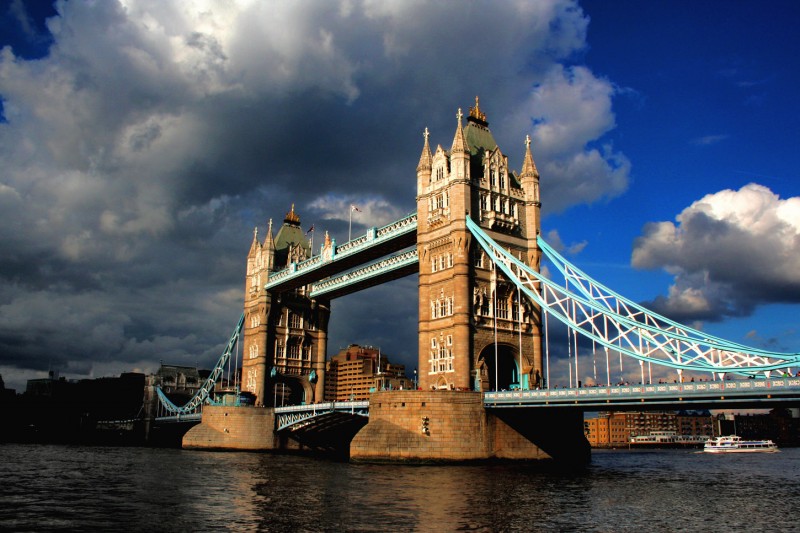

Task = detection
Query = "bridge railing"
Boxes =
[484,377,800,407]
[266,213,417,289]
[309,248,418,297]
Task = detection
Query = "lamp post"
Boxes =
[414,368,417,390]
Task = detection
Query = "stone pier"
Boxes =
[350,390,590,464]
[183,392,590,464]
[183,405,278,451]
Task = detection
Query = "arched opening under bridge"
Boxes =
[476,344,521,391]
[271,375,313,407]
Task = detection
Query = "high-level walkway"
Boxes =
[266,213,418,297]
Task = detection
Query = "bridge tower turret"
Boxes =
[241,207,330,406]
[241,220,273,405]
[416,97,543,392]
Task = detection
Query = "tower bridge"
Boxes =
[165,97,800,463]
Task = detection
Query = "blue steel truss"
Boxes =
[155,313,244,416]
[266,213,417,291]
[274,401,369,431]
[466,217,800,378]
[309,249,418,298]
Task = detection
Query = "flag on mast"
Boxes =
[351,205,361,212]
[306,225,315,235]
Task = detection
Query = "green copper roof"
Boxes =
[275,223,310,254]
[464,120,497,156]
[273,205,311,265]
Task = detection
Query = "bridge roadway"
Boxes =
[484,377,800,410]
[272,378,800,430]
[265,213,418,296]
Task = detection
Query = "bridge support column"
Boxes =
[350,391,590,464]
[311,300,331,402]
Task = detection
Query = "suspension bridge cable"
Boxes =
[465,217,800,378]
[156,313,244,415]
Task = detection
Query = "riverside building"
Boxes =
[324,344,413,401]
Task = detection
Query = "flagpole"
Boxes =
[492,264,498,392]
[348,208,352,241]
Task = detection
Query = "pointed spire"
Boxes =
[417,127,433,171]
[248,225,261,256]
[263,218,275,249]
[451,107,468,154]
[520,134,539,179]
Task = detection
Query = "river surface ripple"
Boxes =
[1,444,798,532]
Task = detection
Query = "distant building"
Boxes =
[0,374,14,402]
[143,364,204,417]
[25,371,76,397]
[584,414,626,447]
[585,411,679,448]
[676,410,713,437]
[714,409,800,446]
[5,371,145,444]
[324,344,413,401]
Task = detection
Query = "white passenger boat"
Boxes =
[703,435,779,453]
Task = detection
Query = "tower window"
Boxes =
[289,344,300,359]
[497,297,508,319]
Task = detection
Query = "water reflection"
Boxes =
[1,445,799,532]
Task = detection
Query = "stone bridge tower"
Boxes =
[241,206,330,406]
[416,98,543,392]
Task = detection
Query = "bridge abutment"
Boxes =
[350,391,589,464]
[183,405,280,451]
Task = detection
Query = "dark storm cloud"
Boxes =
[0,0,631,389]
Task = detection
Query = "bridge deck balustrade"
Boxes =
[265,214,417,293]
[484,378,800,410]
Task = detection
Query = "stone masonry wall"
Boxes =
[350,390,552,462]
[183,405,276,451]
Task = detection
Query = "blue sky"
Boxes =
[0,0,799,391]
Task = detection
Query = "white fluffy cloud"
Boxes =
[505,65,631,212]
[632,183,800,321]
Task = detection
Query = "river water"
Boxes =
[1,444,798,532]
